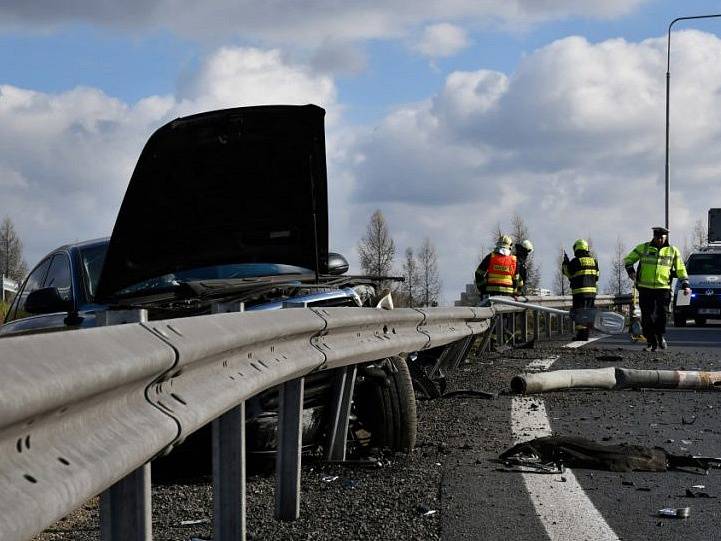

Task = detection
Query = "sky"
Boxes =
[2,0,721,303]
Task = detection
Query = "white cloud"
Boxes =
[334,30,721,301]
[0,47,338,266]
[414,23,469,59]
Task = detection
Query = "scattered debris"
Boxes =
[685,488,715,498]
[682,416,697,425]
[415,504,437,517]
[342,479,360,490]
[658,507,690,519]
[499,436,721,473]
[511,367,721,394]
[321,475,339,483]
[180,518,210,526]
[443,389,497,399]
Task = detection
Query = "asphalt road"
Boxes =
[443,327,721,541]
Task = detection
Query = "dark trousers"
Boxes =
[638,287,671,346]
[572,295,595,339]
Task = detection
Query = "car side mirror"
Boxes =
[25,287,73,315]
[327,252,349,275]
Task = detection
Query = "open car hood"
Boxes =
[95,104,328,301]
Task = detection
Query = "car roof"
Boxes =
[690,244,721,255]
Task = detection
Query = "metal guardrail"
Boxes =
[0,296,629,540]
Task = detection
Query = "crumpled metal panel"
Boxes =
[142,309,327,443]
[0,324,177,541]
[310,307,427,370]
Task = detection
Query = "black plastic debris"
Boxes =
[443,390,497,400]
[685,488,715,498]
[499,435,721,473]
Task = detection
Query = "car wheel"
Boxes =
[353,356,417,453]
[694,318,707,326]
[673,314,686,327]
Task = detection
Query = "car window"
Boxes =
[44,254,73,303]
[8,258,52,321]
[686,254,721,275]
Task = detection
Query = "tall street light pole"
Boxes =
[665,14,721,230]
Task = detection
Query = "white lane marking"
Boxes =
[564,334,607,349]
[511,356,619,541]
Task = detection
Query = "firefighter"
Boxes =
[624,226,690,351]
[514,239,534,295]
[562,239,599,341]
[475,235,519,299]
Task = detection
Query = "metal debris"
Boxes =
[658,507,690,518]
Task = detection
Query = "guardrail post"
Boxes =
[478,320,495,354]
[496,314,504,347]
[533,311,539,341]
[510,312,517,345]
[450,335,476,371]
[275,378,304,521]
[326,366,357,461]
[98,309,151,541]
[520,310,528,343]
[100,465,151,540]
[546,314,553,339]
[213,403,246,541]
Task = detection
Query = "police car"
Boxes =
[673,243,721,326]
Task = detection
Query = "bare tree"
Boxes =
[553,246,568,295]
[510,214,540,291]
[604,236,633,295]
[0,216,28,282]
[358,210,395,282]
[683,218,707,260]
[398,247,421,307]
[417,237,441,306]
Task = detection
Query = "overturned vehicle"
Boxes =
[2,105,467,461]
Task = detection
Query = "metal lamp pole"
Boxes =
[665,14,721,229]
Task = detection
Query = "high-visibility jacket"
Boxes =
[562,253,599,296]
[624,242,688,290]
[484,252,518,295]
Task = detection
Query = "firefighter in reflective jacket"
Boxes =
[475,235,519,298]
[624,226,690,352]
[562,239,599,341]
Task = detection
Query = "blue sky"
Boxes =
[2,0,721,302]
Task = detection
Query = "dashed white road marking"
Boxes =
[563,334,607,349]
[511,353,619,541]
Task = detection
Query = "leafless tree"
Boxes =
[682,218,707,259]
[553,246,568,295]
[397,247,421,307]
[604,236,633,295]
[358,210,395,283]
[0,216,28,282]
[417,237,441,306]
[510,214,540,291]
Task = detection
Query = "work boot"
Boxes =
[658,336,667,350]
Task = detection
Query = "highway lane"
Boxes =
[598,322,721,352]
[442,330,721,541]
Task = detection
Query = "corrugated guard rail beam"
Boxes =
[0,299,628,540]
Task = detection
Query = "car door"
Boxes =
[0,253,74,336]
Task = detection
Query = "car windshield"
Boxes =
[115,262,312,296]
[80,242,313,300]
[686,253,721,275]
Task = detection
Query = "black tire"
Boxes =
[673,314,686,327]
[354,356,417,453]
[695,318,707,326]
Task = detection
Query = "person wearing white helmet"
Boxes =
[562,239,599,341]
[475,235,519,298]
[514,239,534,295]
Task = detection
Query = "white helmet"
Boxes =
[520,239,534,253]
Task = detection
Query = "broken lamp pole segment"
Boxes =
[484,297,625,334]
[512,367,721,394]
